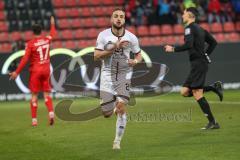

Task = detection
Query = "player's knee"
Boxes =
[115,102,126,115]
[192,89,203,100]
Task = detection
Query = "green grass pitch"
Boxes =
[0,90,239,160]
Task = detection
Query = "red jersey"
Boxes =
[15,24,56,74]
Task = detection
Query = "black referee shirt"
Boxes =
[175,22,217,62]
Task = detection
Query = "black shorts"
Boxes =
[183,60,208,89]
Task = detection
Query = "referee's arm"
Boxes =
[204,30,217,55]
[174,27,194,52]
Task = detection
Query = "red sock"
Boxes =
[30,100,38,119]
[45,96,53,113]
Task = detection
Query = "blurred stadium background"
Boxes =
[0,1,240,160]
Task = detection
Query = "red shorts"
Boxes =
[29,70,51,93]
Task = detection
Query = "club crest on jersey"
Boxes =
[104,41,115,51]
[185,28,191,35]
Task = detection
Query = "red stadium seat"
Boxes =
[214,33,225,43]
[149,25,161,36]
[0,1,4,9]
[103,0,115,5]
[235,22,240,32]
[23,31,33,41]
[105,6,115,16]
[65,0,77,7]
[0,32,8,42]
[58,19,71,29]
[10,31,22,41]
[163,36,177,45]
[78,0,89,6]
[74,29,86,39]
[140,37,152,46]
[65,40,76,49]
[89,0,102,6]
[173,24,184,34]
[52,41,64,48]
[96,17,109,27]
[61,29,74,40]
[52,0,65,8]
[137,26,149,37]
[175,35,184,45]
[82,18,95,28]
[0,21,8,32]
[161,25,173,35]
[211,23,223,33]
[71,18,82,28]
[200,23,210,32]
[87,39,96,46]
[0,11,5,20]
[1,43,12,53]
[85,28,98,39]
[118,0,125,4]
[68,8,80,17]
[93,7,106,17]
[54,9,68,18]
[126,26,136,35]
[223,22,235,32]
[77,40,90,48]
[80,7,92,17]
[225,33,240,42]
[151,36,163,46]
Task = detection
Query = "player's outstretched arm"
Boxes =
[48,16,56,39]
[9,45,31,80]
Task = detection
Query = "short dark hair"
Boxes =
[32,24,42,35]
[186,7,198,19]
[112,8,125,14]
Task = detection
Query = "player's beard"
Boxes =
[112,23,124,30]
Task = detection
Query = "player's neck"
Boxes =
[111,27,124,37]
[186,20,195,26]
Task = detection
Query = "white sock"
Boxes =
[114,113,127,143]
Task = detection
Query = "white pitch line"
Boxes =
[152,99,240,105]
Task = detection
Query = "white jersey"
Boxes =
[95,28,141,75]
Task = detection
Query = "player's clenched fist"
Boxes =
[9,72,18,80]
[164,45,174,52]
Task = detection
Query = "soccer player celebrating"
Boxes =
[94,8,142,149]
[9,16,56,127]
[164,7,223,130]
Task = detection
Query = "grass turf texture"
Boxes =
[0,90,239,160]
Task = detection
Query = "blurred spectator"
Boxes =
[219,0,234,23]
[158,0,172,24]
[135,0,144,26]
[183,0,197,9]
[144,0,158,25]
[170,0,183,24]
[231,0,240,21]
[196,2,207,22]
[208,0,221,23]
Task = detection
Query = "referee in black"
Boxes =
[164,7,223,130]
